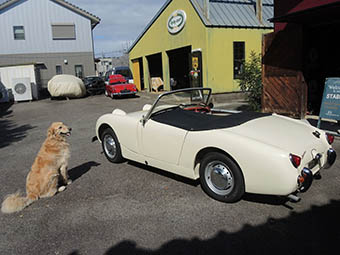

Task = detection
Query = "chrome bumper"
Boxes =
[324,148,336,169]
[113,91,137,96]
[297,168,313,192]
[297,148,336,193]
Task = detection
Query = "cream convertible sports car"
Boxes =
[94,88,336,202]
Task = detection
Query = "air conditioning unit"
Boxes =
[12,78,32,101]
[0,86,9,103]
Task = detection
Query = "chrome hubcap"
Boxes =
[205,161,234,196]
[103,134,116,159]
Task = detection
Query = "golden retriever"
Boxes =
[1,122,72,214]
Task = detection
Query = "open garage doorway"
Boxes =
[304,23,340,115]
[147,53,163,92]
[167,46,191,90]
[131,58,144,91]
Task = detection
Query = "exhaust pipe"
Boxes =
[288,194,301,202]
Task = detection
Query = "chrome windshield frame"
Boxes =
[141,88,212,126]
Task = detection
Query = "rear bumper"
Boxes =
[324,148,337,169]
[297,168,313,192]
[112,91,137,96]
[297,148,336,193]
[87,87,105,93]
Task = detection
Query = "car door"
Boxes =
[138,118,187,165]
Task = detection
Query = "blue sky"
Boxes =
[68,0,168,57]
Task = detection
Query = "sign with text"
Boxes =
[319,78,340,120]
[167,10,186,34]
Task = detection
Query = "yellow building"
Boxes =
[129,0,273,93]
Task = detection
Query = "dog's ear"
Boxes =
[47,126,55,138]
[47,123,57,137]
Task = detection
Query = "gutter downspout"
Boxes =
[256,0,263,24]
[203,0,210,21]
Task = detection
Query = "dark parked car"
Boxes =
[82,76,105,95]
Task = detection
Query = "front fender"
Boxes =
[95,113,115,142]
[95,110,143,155]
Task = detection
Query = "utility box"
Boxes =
[0,64,41,101]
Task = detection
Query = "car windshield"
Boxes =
[115,68,132,79]
[146,88,212,119]
[84,77,98,81]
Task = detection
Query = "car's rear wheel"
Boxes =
[199,152,245,203]
[101,128,124,163]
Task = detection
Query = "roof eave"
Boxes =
[0,0,21,11]
[0,0,100,29]
[53,0,100,28]
[128,0,172,53]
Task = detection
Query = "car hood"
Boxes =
[225,114,325,155]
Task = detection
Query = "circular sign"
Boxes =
[167,10,186,34]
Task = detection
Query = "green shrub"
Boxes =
[239,51,262,111]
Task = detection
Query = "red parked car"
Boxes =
[105,74,137,98]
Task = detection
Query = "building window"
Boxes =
[51,24,76,40]
[75,65,84,78]
[56,65,62,75]
[233,42,245,79]
[13,26,25,40]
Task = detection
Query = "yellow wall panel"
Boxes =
[129,0,272,93]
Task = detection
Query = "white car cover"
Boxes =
[48,75,86,98]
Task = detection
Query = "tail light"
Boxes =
[290,154,301,168]
[326,133,335,145]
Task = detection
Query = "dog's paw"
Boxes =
[67,179,72,185]
[58,186,66,192]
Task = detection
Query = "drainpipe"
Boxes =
[256,0,262,24]
[203,0,210,21]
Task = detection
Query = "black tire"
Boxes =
[101,128,124,163]
[199,152,245,203]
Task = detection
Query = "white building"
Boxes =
[0,0,100,92]
[95,58,113,77]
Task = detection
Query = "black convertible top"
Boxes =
[151,107,271,131]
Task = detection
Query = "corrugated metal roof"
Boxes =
[129,0,273,52]
[191,0,273,28]
[0,0,100,28]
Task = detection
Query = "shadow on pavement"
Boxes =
[68,161,101,182]
[0,102,35,149]
[128,161,200,187]
[107,199,339,255]
[67,199,340,255]
[307,118,340,133]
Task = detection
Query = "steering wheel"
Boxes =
[184,105,211,113]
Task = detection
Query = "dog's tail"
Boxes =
[1,191,35,214]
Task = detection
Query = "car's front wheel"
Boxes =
[199,152,245,203]
[101,128,124,163]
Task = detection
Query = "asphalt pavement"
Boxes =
[1,92,340,255]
